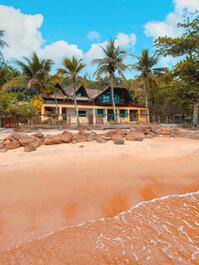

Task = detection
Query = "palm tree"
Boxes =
[14,52,54,93]
[133,49,158,109]
[58,56,85,125]
[0,30,8,64]
[92,40,129,120]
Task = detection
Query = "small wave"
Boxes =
[0,190,199,265]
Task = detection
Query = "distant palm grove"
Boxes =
[0,13,199,127]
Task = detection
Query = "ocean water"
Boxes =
[0,191,198,265]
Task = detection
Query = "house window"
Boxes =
[140,110,147,117]
[76,91,84,97]
[120,109,128,118]
[78,110,87,117]
[96,109,104,115]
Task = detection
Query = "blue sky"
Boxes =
[0,0,199,76]
[1,0,172,53]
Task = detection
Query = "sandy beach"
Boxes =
[0,132,199,255]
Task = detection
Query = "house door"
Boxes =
[130,110,138,122]
[107,109,114,121]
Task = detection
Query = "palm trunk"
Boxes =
[192,102,199,127]
[55,88,58,119]
[110,74,116,121]
[145,77,149,109]
[73,81,80,126]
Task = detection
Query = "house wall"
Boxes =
[41,104,149,124]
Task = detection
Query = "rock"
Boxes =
[78,128,87,135]
[5,140,20,150]
[32,132,44,139]
[0,142,4,149]
[87,136,94,142]
[44,135,62,145]
[125,133,144,142]
[101,135,112,141]
[79,145,84,148]
[7,132,23,141]
[18,135,37,146]
[24,145,37,152]
[111,134,124,142]
[145,135,153,139]
[114,140,125,145]
[104,130,119,137]
[72,134,87,143]
[191,132,199,140]
[31,138,43,148]
[95,136,107,143]
[0,148,8,153]
[160,127,171,136]
[61,131,73,143]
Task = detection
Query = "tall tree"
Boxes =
[58,56,85,125]
[155,13,199,127]
[4,52,53,97]
[133,49,158,109]
[0,30,8,64]
[92,40,129,120]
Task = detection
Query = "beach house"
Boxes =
[41,83,149,125]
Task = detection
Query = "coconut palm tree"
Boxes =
[0,30,8,64]
[4,53,54,96]
[92,40,129,120]
[15,52,53,92]
[57,56,86,125]
[133,49,158,109]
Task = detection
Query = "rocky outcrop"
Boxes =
[4,140,20,150]
[61,131,73,143]
[24,145,37,152]
[1,126,199,154]
[44,135,62,145]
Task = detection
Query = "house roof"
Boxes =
[45,83,145,108]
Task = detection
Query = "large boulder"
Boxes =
[44,135,62,145]
[18,135,37,146]
[31,138,43,148]
[125,133,144,142]
[5,140,20,150]
[32,132,44,139]
[114,140,125,145]
[73,134,87,143]
[160,127,172,136]
[61,131,73,143]
[95,136,107,143]
[86,132,97,142]
[24,145,37,152]
[111,133,124,142]
[191,132,199,140]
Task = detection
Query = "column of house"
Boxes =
[93,108,96,125]
[41,105,45,121]
[59,106,62,120]
[104,109,108,124]
[127,109,130,123]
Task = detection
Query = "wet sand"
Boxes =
[0,136,199,264]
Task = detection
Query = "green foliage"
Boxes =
[58,56,85,86]
[92,40,129,80]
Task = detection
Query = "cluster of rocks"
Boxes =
[0,126,199,153]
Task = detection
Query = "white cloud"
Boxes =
[0,5,44,59]
[0,5,83,65]
[87,31,100,41]
[0,5,137,73]
[175,0,199,12]
[85,32,136,63]
[145,0,199,39]
[38,41,83,62]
